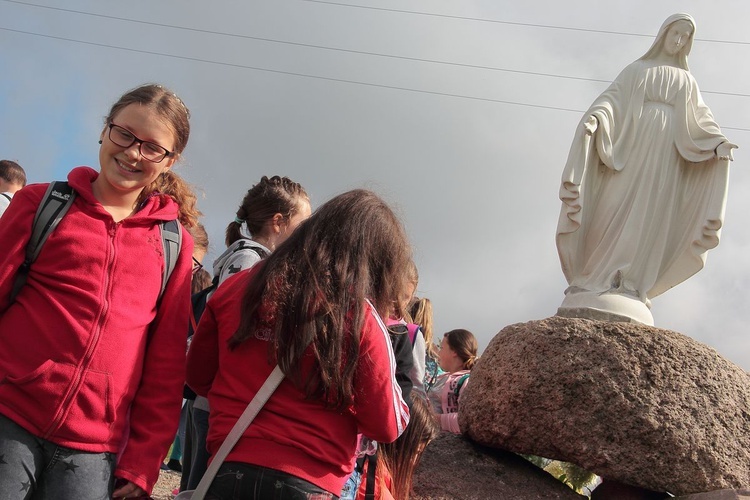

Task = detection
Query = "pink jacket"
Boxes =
[187,266,410,495]
[428,370,470,433]
[0,167,193,493]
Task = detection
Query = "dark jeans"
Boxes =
[180,401,212,491]
[179,400,195,491]
[0,413,116,499]
[206,462,338,500]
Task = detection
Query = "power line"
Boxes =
[0,0,613,86]
[2,0,749,98]
[300,0,750,46]
[1,27,748,133]
[0,26,589,114]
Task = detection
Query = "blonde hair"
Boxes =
[409,297,437,359]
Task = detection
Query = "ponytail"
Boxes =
[139,170,202,228]
[443,329,479,371]
[225,175,309,247]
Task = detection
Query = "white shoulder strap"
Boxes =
[187,365,285,499]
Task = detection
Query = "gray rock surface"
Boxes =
[411,432,585,499]
[675,490,750,499]
[459,316,750,496]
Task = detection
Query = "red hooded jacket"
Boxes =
[187,267,410,495]
[0,166,193,493]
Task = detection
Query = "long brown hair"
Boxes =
[106,83,201,227]
[376,395,440,499]
[230,189,411,410]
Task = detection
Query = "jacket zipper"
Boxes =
[43,221,117,438]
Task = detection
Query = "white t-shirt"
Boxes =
[0,192,13,217]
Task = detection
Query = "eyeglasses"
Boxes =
[192,257,203,275]
[107,123,174,163]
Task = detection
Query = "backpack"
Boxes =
[188,241,270,335]
[386,319,420,347]
[10,181,182,302]
[454,373,470,400]
[183,242,269,400]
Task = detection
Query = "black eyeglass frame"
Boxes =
[107,123,174,163]
[192,257,203,274]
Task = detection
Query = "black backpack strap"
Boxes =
[159,218,182,300]
[10,181,76,302]
[189,275,219,336]
[454,373,470,399]
[1,192,11,202]
[236,239,270,259]
[253,245,269,259]
[364,452,377,499]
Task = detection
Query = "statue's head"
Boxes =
[640,13,696,70]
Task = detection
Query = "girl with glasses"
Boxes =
[0,84,199,499]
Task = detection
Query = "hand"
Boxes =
[716,141,738,162]
[583,115,598,136]
[112,479,146,499]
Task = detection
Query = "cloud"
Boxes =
[2,1,748,370]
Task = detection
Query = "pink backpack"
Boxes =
[385,317,420,346]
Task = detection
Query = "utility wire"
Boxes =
[0,27,748,132]
[6,0,750,46]
[2,0,748,98]
[0,26,595,115]
[300,0,750,46]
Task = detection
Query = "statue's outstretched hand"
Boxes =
[717,141,738,162]
[583,115,598,136]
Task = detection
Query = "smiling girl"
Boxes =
[0,84,199,499]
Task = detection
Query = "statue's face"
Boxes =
[663,20,693,56]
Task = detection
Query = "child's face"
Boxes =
[97,103,177,200]
[438,337,457,372]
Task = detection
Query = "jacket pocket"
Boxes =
[63,368,115,444]
[0,361,115,444]
[0,359,75,429]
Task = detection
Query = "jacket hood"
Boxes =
[212,238,270,276]
[68,166,180,223]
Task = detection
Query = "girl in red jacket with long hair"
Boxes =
[0,84,199,499]
[187,189,412,499]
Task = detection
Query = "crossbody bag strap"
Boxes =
[189,365,285,499]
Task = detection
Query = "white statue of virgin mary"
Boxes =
[556,13,738,325]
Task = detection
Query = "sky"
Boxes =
[1,0,749,370]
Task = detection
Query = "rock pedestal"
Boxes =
[459,316,750,496]
[411,432,585,499]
